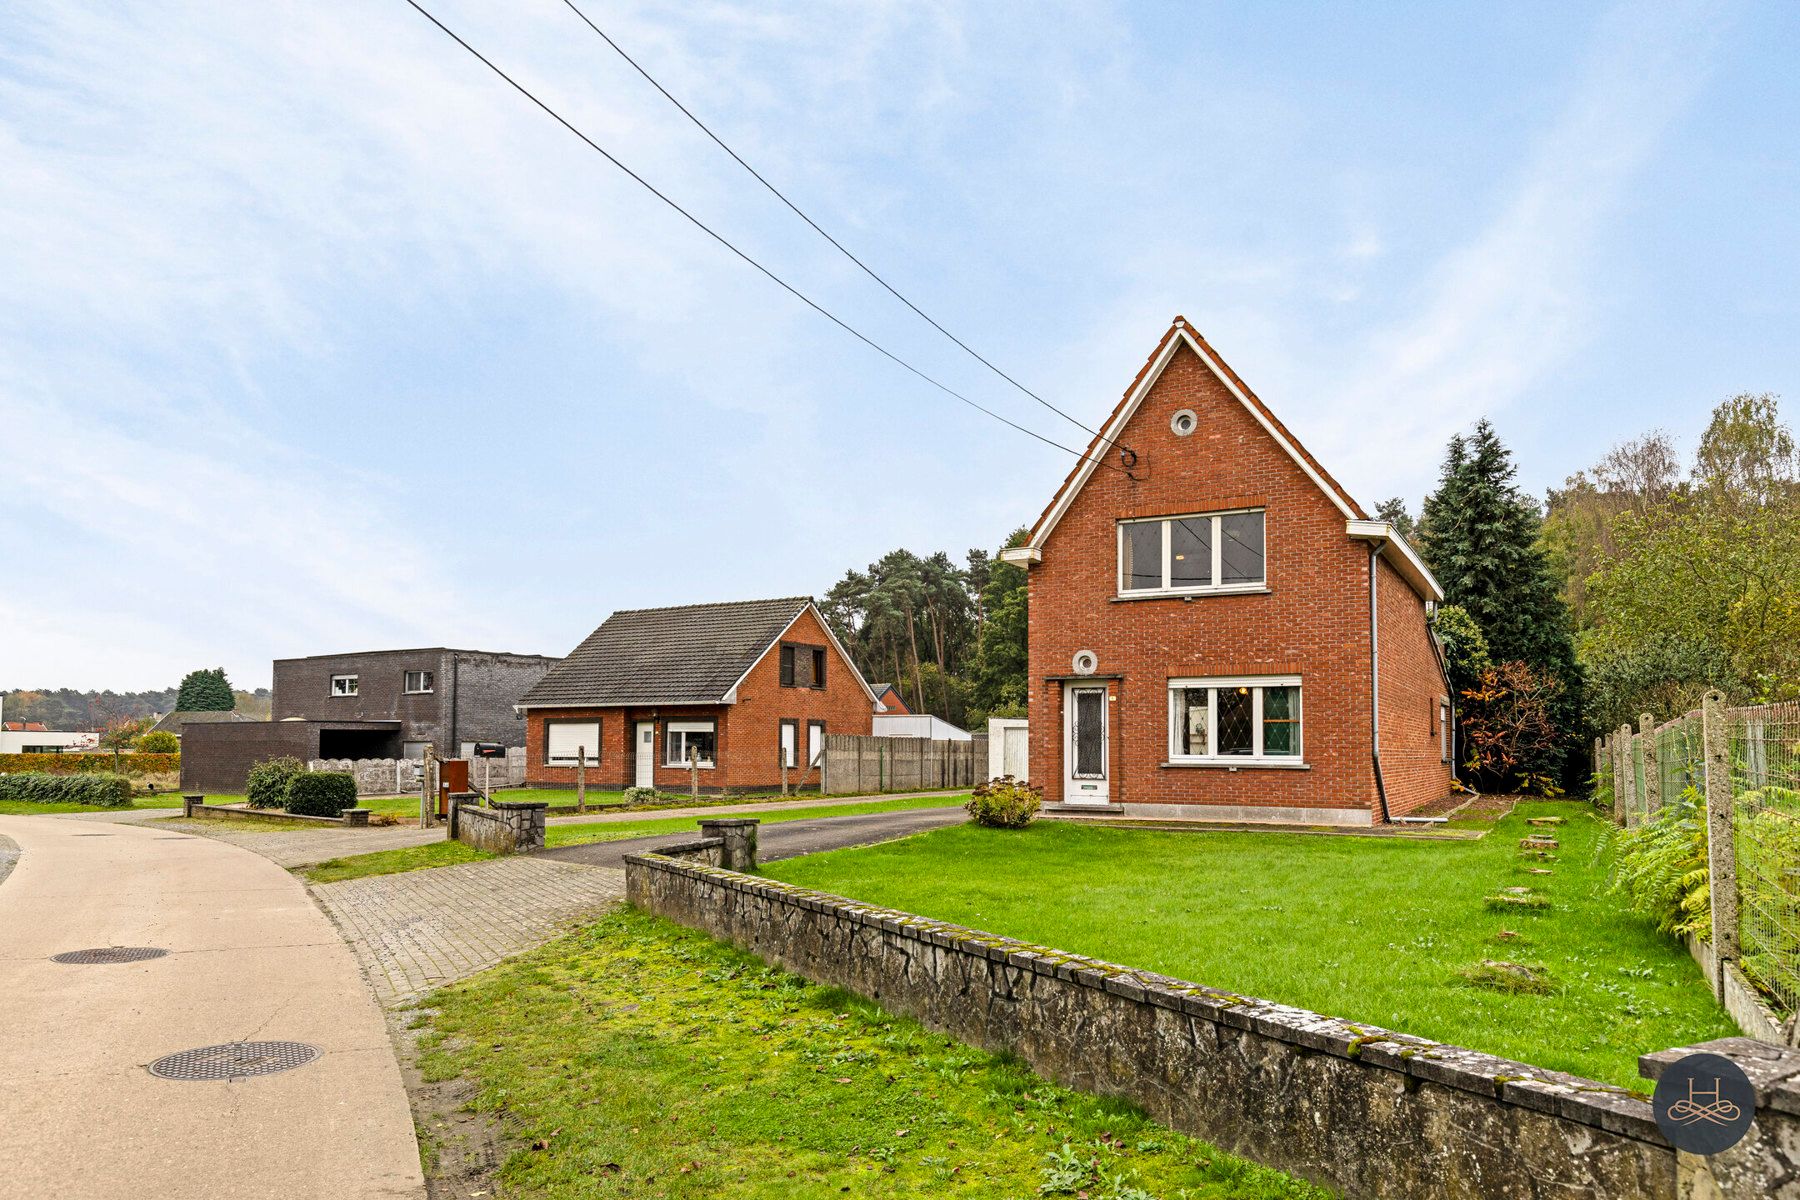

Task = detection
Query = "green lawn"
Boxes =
[298,794,972,884]
[415,908,1327,1200]
[0,798,183,816]
[764,800,1735,1091]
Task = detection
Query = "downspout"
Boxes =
[449,654,460,758]
[1427,611,1458,789]
[1369,544,1392,824]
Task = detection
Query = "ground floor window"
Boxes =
[545,720,600,766]
[665,720,716,768]
[1168,677,1302,763]
[808,720,826,766]
[779,719,798,768]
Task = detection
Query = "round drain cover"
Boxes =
[149,1040,322,1082]
[51,946,169,965]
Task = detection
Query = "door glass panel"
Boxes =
[1073,689,1105,778]
[1262,686,1299,756]
[1217,686,1254,755]
[1169,518,1212,588]
[1219,511,1265,584]
[1121,522,1162,590]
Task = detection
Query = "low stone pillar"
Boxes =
[182,794,205,818]
[490,800,548,853]
[343,809,371,827]
[699,817,759,871]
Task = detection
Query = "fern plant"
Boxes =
[1608,785,1711,938]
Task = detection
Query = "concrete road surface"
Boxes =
[538,803,968,869]
[0,815,424,1200]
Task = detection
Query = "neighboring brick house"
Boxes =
[517,597,879,793]
[999,317,1453,825]
[869,683,910,715]
[181,647,558,793]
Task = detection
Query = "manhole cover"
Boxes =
[51,946,169,965]
[149,1040,322,1082]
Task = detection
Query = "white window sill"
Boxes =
[403,690,434,696]
[664,762,716,770]
[1161,758,1310,770]
[1114,585,1269,602]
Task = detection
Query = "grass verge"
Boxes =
[764,800,1735,1090]
[299,794,971,884]
[413,908,1328,1199]
[0,798,183,816]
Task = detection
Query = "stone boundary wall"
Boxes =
[625,853,1800,1200]
[309,749,526,797]
[181,795,369,827]
[450,797,546,854]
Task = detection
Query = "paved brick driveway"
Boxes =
[311,859,625,1006]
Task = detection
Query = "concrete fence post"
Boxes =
[1616,724,1635,825]
[688,748,699,801]
[1703,688,1740,1000]
[420,744,436,829]
[1640,713,1660,818]
[576,746,587,814]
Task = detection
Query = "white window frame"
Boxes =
[664,720,716,769]
[330,674,359,697]
[545,720,601,767]
[1118,508,1266,598]
[1166,676,1304,766]
[807,720,826,766]
[403,670,434,695]
[1439,699,1452,764]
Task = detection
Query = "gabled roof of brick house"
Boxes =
[519,597,879,709]
[1004,316,1442,602]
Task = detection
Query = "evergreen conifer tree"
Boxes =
[174,667,235,712]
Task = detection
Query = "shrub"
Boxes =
[286,771,358,818]
[966,777,1042,828]
[0,772,132,806]
[246,756,304,809]
[623,786,659,806]
[136,731,180,754]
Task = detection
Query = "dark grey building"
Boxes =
[181,647,558,793]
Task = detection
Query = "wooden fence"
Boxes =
[821,733,987,795]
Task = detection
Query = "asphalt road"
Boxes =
[538,804,968,868]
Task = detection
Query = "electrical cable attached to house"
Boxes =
[397,0,1131,476]
[555,0,1126,455]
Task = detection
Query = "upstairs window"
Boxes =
[1119,510,1265,595]
[330,675,359,697]
[1168,677,1302,764]
[403,670,434,694]
[779,644,828,688]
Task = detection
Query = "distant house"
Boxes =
[181,647,559,793]
[0,721,96,754]
[148,710,256,738]
[516,597,878,793]
[999,317,1453,825]
[869,683,910,715]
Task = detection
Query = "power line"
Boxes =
[397,0,1124,476]
[556,0,1122,453]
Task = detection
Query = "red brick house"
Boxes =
[869,683,910,715]
[999,317,1453,825]
[516,597,880,793]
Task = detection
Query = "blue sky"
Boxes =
[2,0,1795,692]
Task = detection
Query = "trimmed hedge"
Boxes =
[0,772,133,806]
[285,772,357,818]
[0,752,179,777]
[246,756,304,809]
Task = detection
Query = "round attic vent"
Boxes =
[1071,649,1099,676]
[1171,409,1198,437]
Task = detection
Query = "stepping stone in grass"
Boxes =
[1493,929,1523,941]
[1522,867,1553,875]
[1520,835,1559,851]
[1519,849,1558,862]
[1458,959,1554,994]
[1526,816,1565,827]
[1484,888,1550,910]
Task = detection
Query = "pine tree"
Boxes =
[1420,420,1584,781]
[175,667,235,712]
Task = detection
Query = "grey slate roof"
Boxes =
[150,710,257,735]
[519,597,814,708]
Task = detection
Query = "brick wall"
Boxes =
[272,649,554,750]
[1026,341,1386,818]
[1374,557,1455,815]
[523,607,874,792]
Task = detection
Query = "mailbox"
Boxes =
[472,742,505,759]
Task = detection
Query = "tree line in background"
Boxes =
[1386,391,1797,792]
[820,534,1030,731]
[2,669,270,735]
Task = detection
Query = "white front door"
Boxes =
[1062,683,1110,804]
[634,722,656,788]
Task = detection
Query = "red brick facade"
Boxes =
[1015,321,1452,824]
[523,607,874,793]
